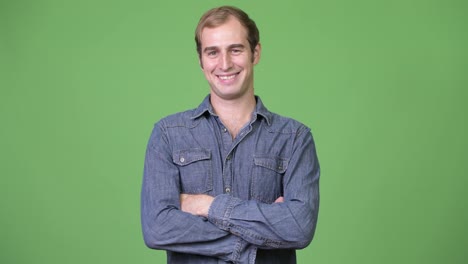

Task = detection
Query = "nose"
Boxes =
[219,52,233,71]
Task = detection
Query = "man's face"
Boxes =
[199,17,261,101]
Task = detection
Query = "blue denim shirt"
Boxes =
[141,96,320,264]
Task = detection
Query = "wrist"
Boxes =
[200,195,214,217]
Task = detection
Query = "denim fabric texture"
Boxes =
[141,96,320,264]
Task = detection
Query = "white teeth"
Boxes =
[219,74,236,80]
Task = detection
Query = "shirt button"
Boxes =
[225,187,231,193]
[179,157,185,163]
[222,127,227,133]
[226,154,232,160]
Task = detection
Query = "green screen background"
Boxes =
[1,0,467,263]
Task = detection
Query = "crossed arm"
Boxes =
[142,123,320,261]
[180,194,284,217]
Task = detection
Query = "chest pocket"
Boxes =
[251,155,289,203]
[173,148,213,194]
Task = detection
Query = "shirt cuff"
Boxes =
[231,237,257,264]
[207,194,242,231]
[209,195,258,263]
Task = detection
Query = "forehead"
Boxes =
[200,18,248,47]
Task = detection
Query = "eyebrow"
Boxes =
[203,46,218,53]
[228,44,246,50]
[203,44,246,53]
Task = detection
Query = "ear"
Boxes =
[253,43,261,65]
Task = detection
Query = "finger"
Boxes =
[274,196,284,203]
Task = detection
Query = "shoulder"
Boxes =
[266,111,311,135]
[155,108,200,129]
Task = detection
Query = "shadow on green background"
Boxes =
[1,0,467,263]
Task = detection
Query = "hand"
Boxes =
[274,196,284,203]
[180,194,214,217]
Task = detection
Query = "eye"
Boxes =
[207,50,217,57]
[231,49,242,55]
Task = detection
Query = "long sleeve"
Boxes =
[141,123,254,263]
[207,127,320,249]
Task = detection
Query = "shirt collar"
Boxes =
[191,95,272,126]
[191,95,216,119]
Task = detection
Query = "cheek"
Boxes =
[201,60,217,73]
[202,66,214,75]
[233,56,251,68]
[202,68,215,80]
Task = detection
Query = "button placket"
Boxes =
[223,150,234,195]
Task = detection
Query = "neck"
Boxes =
[210,94,256,139]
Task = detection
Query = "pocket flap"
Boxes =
[173,148,211,166]
[253,156,289,173]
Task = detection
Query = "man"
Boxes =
[141,6,320,264]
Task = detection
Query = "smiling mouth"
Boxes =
[217,73,238,81]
